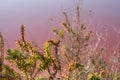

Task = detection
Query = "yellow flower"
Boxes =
[88,73,93,80]
[43,42,50,53]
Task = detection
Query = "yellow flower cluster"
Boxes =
[88,73,94,80]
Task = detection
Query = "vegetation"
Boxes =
[0,5,120,80]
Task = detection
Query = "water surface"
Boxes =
[0,0,120,50]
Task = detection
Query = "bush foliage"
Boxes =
[0,5,120,80]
